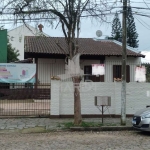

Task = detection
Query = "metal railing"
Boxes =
[0,83,50,117]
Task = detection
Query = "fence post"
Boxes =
[50,80,60,117]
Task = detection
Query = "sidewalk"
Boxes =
[0,117,133,133]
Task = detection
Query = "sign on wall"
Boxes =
[0,63,36,83]
[135,66,146,82]
[92,64,105,75]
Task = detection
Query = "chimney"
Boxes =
[38,24,44,32]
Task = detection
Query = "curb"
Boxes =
[0,126,47,134]
[0,126,134,134]
[0,127,70,134]
[70,126,134,131]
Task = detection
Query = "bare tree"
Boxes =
[1,0,117,125]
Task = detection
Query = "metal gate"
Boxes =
[0,83,50,117]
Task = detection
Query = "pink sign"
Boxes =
[135,66,146,82]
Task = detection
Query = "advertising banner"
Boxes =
[0,63,36,83]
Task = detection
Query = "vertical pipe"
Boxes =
[102,105,104,124]
[35,58,38,89]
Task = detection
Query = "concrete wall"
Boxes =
[51,80,150,116]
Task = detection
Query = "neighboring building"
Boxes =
[0,29,7,63]
[8,24,49,60]
[141,51,150,63]
[24,36,145,84]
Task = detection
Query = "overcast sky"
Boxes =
[3,0,150,62]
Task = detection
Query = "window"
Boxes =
[84,66,92,81]
[84,66,104,82]
[113,65,130,82]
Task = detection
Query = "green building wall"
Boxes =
[0,29,7,63]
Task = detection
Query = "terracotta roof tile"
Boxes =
[24,36,144,57]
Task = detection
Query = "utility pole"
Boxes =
[121,0,127,125]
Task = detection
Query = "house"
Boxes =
[8,24,49,60]
[24,36,144,84]
[0,36,146,117]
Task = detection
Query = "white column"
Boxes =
[50,80,60,116]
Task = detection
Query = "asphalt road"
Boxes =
[0,131,150,150]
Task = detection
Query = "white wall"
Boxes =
[105,56,141,82]
[51,80,150,116]
[8,24,48,60]
[80,57,141,82]
[38,56,141,84]
[80,59,100,70]
[38,58,65,83]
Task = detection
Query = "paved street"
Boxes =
[0,131,150,150]
[1,117,148,150]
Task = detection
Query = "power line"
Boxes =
[1,6,150,17]
[130,1,150,5]
[0,21,42,24]
[143,0,150,10]
[131,6,150,10]
[135,17,150,30]
[0,6,123,15]
[133,12,150,18]
[0,12,122,20]
[137,15,150,28]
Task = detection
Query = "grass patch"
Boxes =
[64,122,75,128]
[81,122,103,127]
[56,123,62,128]
[106,123,117,126]
[63,122,117,128]
[64,122,103,128]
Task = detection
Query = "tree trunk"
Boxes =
[72,76,82,125]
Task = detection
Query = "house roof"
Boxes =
[24,36,145,57]
[8,24,50,37]
[11,58,33,63]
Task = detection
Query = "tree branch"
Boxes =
[60,19,69,43]
[56,41,69,58]
[15,9,70,29]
